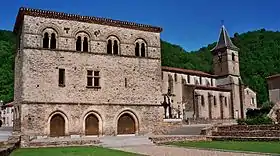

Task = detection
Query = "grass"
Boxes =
[10,146,141,156]
[169,141,280,154]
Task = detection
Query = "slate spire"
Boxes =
[211,25,239,52]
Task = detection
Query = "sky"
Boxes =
[1,0,280,51]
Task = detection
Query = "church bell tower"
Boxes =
[211,25,244,119]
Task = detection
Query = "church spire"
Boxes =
[211,25,239,52]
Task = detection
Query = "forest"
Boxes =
[1,28,280,106]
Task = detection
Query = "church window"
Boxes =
[201,95,205,106]
[224,97,228,106]
[218,52,222,62]
[113,40,119,54]
[107,40,112,54]
[214,96,217,106]
[187,75,190,83]
[135,42,140,56]
[174,74,177,82]
[58,68,65,87]
[83,37,88,52]
[200,77,202,84]
[76,36,82,51]
[43,32,49,48]
[141,43,145,57]
[211,79,213,86]
[232,53,235,61]
[50,33,56,49]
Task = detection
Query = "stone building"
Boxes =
[13,7,257,141]
[13,7,163,138]
[267,74,280,104]
[0,102,14,127]
[162,25,257,122]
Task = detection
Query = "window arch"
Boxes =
[42,28,58,49]
[76,36,82,51]
[107,36,120,55]
[75,32,90,52]
[135,42,140,56]
[50,33,56,49]
[107,40,112,54]
[135,39,147,57]
[43,32,49,48]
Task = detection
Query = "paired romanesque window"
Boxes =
[76,32,89,52]
[87,70,100,88]
[135,39,146,57]
[43,32,57,49]
[58,68,65,87]
[107,36,119,55]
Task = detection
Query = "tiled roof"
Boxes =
[211,25,239,52]
[162,66,217,78]
[186,84,231,92]
[266,74,280,80]
[13,7,163,34]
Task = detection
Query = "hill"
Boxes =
[1,29,280,105]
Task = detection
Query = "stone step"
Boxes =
[212,130,280,137]
[99,136,154,148]
[208,136,280,142]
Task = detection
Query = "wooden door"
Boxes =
[117,114,135,134]
[50,114,65,137]
[85,114,99,135]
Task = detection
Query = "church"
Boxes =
[12,7,257,142]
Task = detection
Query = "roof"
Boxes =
[186,84,231,92]
[162,66,217,78]
[13,7,163,34]
[3,102,13,107]
[211,25,239,53]
[266,74,280,80]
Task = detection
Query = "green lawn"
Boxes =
[169,141,280,154]
[11,146,141,156]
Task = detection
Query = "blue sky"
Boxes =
[1,0,279,51]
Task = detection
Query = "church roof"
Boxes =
[14,7,163,34]
[162,66,217,78]
[211,25,239,52]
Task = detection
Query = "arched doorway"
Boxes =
[117,113,135,135]
[85,114,99,135]
[50,114,65,137]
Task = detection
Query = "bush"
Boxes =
[237,116,273,125]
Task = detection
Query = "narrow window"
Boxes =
[168,74,174,93]
[214,96,217,106]
[201,95,205,106]
[161,72,163,80]
[141,43,145,57]
[174,74,177,82]
[58,68,65,87]
[113,40,118,55]
[87,70,93,87]
[107,40,112,54]
[232,53,235,61]
[206,80,210,87]
[83,37,88,52]
[43,32,49,48]
[200,77,202,84]
[125,78,127,88]
[94,71,100,87]
[50,33,56,49]
[187,75,190,83]
[76,36,82,51]
[211,79,213,86]
[224,97,228,106]
[135,42,140,56]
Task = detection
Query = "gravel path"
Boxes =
[116,145,267,156]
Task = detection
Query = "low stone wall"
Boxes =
[0,135,20,156]
[28,138,100,148]
[209,136,280,142]
[149,135,207,144]
[217,124,280,131]
[212,130,280,137]
[153,121,182,135]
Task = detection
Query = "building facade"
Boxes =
[161,25,257,121]
[13,7,257,140]
[0,102,14,127]
[13,7,163,138]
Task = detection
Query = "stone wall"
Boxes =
[20,103,163,137]
[149,135,207,144]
